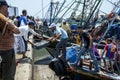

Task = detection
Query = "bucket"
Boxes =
[66,48,77,63]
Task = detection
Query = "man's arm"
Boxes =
[101,49,107,58]
[8,21,20,34]
[0,13,20,34]
[48,32,61,42]
[29,28,42,39]
[88,34,93,50]
[48,35,56,41]
[101,45,107,58]
[54,32,61,40]
[79,35,82,48]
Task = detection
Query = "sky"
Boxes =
[6,0,117,19]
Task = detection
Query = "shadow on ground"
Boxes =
[34,57,52,65]
[17,57,32,64]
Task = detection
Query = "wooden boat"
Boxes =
[67,59,120,80]
[33,34,120,80]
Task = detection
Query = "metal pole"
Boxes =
[80,0,86,26]
[31,43,34,80]
[42,0,44,20]
[98,9,120,44]
[84,0,101,27]
[50,0,53,24]
[52,0,66,23]
[55,0,76,23]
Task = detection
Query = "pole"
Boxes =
[32,47,34,80]
[80,0,86,26]
[42,0,44,20]
[50,0,53,24]
[52,0,66,23]
[84,0,101,27]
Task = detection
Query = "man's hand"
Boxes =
[52,38,57,41]
[28,40,34,46]
[37,36,43,39]
[12,27,20,34]
[49,38,56,42]
[36,34,43,39]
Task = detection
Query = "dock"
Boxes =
[15,36,59,80]
[15,41,32,80]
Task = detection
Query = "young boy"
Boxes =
[102,38,117,72]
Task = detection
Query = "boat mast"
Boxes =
[107,0,120,12]
[50,0,53,24]
[52,0,66,23]
[84,0,102,27]
[42,0,44,20]
[69,0,81,20]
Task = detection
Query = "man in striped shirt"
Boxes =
[0,1,20,80]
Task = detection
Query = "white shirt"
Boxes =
[14,25,38,41]
[54,27,68,39]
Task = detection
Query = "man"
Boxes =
[35,17,43,29]
[61,19,71,35]
[48,23,68,59]
[14,21,41,58]
[76,26,100,72]
[19,9,28,26]
[0,1,20,80]
[101,38,117,72]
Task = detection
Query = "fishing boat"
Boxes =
[32,34,120,80]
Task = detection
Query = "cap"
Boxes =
[49,23,56,28]
[38,21,43,26]
[62,19,66,22]
[0,1,9,7]
[28,21,35,26]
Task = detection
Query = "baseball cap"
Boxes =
[62,19,67,22]
[28,21,35,26]
[0,1,9,7]
[49,23,56,28]
[38,21,43,26]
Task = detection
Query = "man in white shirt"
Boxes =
[48,23,68,59]
[14,21,41,58]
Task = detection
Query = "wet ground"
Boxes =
[33,48,59,80]
[15,36,59,80]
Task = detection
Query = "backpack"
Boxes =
[49,57,70,76]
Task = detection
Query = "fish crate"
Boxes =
[79,59,93,70]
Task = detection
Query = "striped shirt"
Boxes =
[0,13,17,50]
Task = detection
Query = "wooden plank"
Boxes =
[69,68,114,80]
[67,65,120,80]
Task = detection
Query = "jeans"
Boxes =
[56,38,68,59]
[76,47,100,71]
